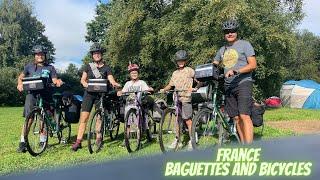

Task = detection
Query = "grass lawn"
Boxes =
[0,106,313,175]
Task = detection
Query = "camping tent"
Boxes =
[280,80,320,109]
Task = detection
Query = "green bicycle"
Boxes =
[191,64,241,149]
[23,77,71,156]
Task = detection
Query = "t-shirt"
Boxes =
[83,63,112,79]
[169,67,195,103]
[23,63,57,83]
[122,80,149,92]
[122,80,150,106]
[214,40,255,87]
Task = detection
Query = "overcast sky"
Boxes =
[32,0,320,71]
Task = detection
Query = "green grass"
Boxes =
[264,107,320,121]
[0,107,313,175]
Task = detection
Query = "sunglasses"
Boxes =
[224,29,237,34]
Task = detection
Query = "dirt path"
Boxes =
[266,120,320,134]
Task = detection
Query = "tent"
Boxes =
[280,80,320,109]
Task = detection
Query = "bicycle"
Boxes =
[122,90,154,153]
[87,90,121,154]
[191,74,241,149]
[23,77,71,156]
[158,90,193,153]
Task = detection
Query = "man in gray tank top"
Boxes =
[213,19,257,144]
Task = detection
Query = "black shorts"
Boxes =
[225,81,253,118]
[81,91,101,112]
[23,91,53,118]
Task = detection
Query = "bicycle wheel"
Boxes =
[55,110,71,144]
[124,108,141,153]
[108,110,120,141]
[143,110,154,142]
[24,108,48,156]
[87,110,105,154]
[191,107,218,149]
[159,108,182,153]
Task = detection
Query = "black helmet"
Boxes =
[175,50,188,61]
[32,45,47,54]
[222,19,239,31]
[89,43,105,53]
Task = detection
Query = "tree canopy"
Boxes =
[85,0,316,99]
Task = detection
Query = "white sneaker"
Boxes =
[187,140,193,151]
[168,138,182,149]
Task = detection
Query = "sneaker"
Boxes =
[96,138,103,149]
[71,140,82,151]
[17,142,27,153]
[168,138,182,149]
[187,140,193,151]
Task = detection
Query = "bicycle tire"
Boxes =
[24,108,48,156]
[191,107,218,150]
[124,108,142,153]
[108,110,120,141]
[87,110,105,154]
[55,110,71,144]
[159,108,181,153]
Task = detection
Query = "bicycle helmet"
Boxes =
[89,43,106,53]
[32,45,47,54]
[222,19,239,31]
[128,63,139,72]
[175,50,188,61]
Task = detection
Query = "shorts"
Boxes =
[225,81,253,118]
[181,102,193,120]
[81,91,101,112]
[23,91,53,118]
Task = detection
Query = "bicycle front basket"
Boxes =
[22,76,46,91]
[87,79,108,93]
[195,63,220,82]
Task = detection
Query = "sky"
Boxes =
[32,0,320,71]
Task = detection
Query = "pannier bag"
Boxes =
[251,102,265,127]
[195,63,220,82]
[22,76,47,91]
[87,79,108,93]
[63,93,83,124]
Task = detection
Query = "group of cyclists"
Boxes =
[16,19,257,153]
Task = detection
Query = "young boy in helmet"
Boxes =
[117,64,154,142]
[213,19,257,144]
[160,50,202,150]
[16,45,63,153]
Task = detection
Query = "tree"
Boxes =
[0,0,55,106]
[0,0,55,68]
[58,63,83,95]
[86,0,306,98]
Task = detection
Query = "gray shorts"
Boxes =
[181,102,192,120]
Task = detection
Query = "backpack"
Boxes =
[265,96,282,108]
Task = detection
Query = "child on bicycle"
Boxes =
[72,43,121,151]
[117,64,154,142]
[16,45,63,153]
[160,50,202,150]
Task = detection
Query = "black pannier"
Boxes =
[63,93,82,124]
[87,79,108,93]
[22,76,47,91]
[195,63,220,82]
[251,102,265,127]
